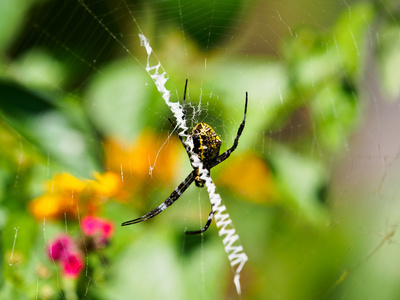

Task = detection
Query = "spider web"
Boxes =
[2,0,400,299]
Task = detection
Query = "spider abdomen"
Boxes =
[190,122,222,162]
[190,122,222,187]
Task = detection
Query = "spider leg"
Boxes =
[121,170,196,226]
[185,204,215,235]
[180,79,191,139]
[209,92,248,168]
[168,79,192,158]
[182,78,188,120]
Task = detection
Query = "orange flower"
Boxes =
[104,130,181,194]
[30,174,84,220]
[217,151,279,204]
[29,129,181,221]
[29,194,67,220]
[29,171,122,221]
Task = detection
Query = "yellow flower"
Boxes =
[29,172,122,221]
[30,173,86,220]
[29,194,75,220]
[29,129,182,221]
[46,173,87,194]
[90,171,121,198]
[217,151,279,204]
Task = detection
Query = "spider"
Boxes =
[121,79,248,234]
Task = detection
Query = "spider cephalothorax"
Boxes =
[122,79,248,234]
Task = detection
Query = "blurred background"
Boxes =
[1,0,400,299]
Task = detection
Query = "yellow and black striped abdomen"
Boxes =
[190,122,222,162]
[190,123,222,187]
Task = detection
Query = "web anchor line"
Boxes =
[138,33,248,295]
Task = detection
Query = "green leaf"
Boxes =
[85,59,155,141]
[159,0,245,49]
[378,23,400,100]
[331,2,375,75]
[94,233,184,300]
[0,0,41,56]
[269,146,328,225]
[0,80,98,176]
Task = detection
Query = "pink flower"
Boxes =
[81,216,114,244]
[48,235,72,261]
[60,252,85,278]
[45,217,113,279]
[47,234,85,278]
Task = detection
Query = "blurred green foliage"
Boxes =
[0,0,400,299]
